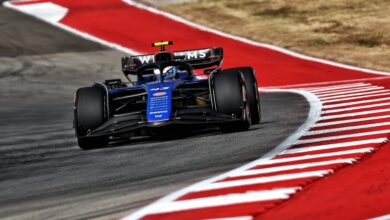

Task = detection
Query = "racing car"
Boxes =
[74,41,261,149]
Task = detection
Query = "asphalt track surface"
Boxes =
[0,7,309,220]
[8,1,390,219]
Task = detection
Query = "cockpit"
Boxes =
[135,61,193,85]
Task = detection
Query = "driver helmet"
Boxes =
[162,66,176,80]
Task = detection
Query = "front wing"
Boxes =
[82,107,242,138]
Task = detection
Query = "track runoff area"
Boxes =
[5,0,390,219]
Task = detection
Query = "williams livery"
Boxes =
[74,41,261,149]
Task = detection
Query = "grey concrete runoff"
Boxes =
[0,6,309,220]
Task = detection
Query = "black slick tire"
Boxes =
[74,86,108,149]
[235,67,261,124]
[213,69,251,132]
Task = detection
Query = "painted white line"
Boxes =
[322,92,390,104]
[370,214,390,220]
[282,138,387,155]
[296,130,390,144]
[123,89,322,220]
[304,83,369,92]
[311,85,377,95]
[7,0,389,77]
[11,2,68,22]
[314,115,390,127]
[5,2,317,219]
[231,159,355,177]
[258,89,323,157]
[255,148,373,166]
[316,87,384,98]
[278,79,381,90]
[147,188,298,214]
[3,2,138,55]
[320,111,390,121]
[19,0,371,216]
[123,0,390,76]
[323,97,390,109]
[323,102,390,114]
[5,1,388,219]
[306,122,390,136]
[194,171,330,192]
[206,216,253,220]
[320,90,389,101]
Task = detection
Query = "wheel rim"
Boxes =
[242,84,251,124]
[254,80,261,117]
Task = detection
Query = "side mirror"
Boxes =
[153,69,162,81]
[121,57,130,73]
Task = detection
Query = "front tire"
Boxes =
[74,86,108,149]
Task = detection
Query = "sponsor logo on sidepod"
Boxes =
[153,91,167,97]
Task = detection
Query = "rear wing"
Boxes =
[122,47,223,75]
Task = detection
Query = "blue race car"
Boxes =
[74,41,261,149]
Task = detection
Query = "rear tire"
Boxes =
[235,67,261,124]
[74,87,108,149]
[213,69,251,132]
